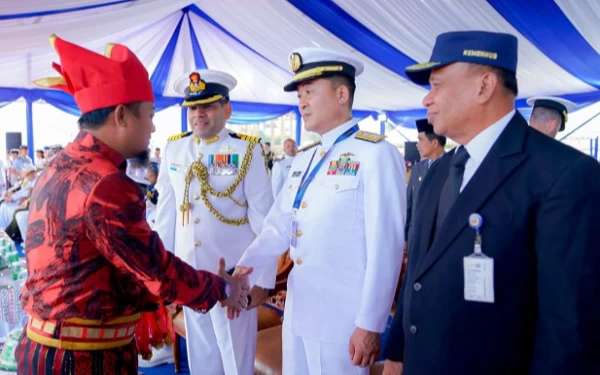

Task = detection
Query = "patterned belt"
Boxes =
[26,313,141,351]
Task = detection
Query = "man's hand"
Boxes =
[382,360,403,375]
[217,258,252,312]
[225,265,256,320]
[246,285,269,310]
[165,304,179,316]
[349,327,380,367]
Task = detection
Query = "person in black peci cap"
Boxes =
[382,30,600,375]
[527,96,576,139]
[404,119,446,249]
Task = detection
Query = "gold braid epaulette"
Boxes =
[179,141,256,226]
[229,132,261,143]
[167,131,192,142]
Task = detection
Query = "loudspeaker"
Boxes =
[404,141,420,165]
[5,132,22,152]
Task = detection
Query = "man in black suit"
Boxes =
[405,119,446,248]
[382,30,600,375]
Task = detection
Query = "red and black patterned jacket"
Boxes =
[21,131,225,322]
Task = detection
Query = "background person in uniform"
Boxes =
[527,96,576,139]
[0,163,36,229]
[154,69,275,375]
[264,142,275,171]
[150,147,161,164]
[34,149,46,170]
[145,162,159,227]
[271,138,298,198]
[405,119,446,248]
[18,145,33,165]
[7,149,21,187]
[234,47,406,375]
[382,31,600,375]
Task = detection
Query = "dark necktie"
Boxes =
[435,146,470,232]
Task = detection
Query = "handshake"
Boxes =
[217,258,266,320]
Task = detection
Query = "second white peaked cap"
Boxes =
[174,69,237,107]
[284,47,364,92]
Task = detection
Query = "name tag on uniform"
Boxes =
[169,163,187,173]
[464,213,494,303]
[292,171,302,177]
[464,256,494,303]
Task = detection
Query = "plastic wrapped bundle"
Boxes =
[0,328,22,374]
[135,302,175,361]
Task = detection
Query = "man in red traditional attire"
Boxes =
[16,34,250,374]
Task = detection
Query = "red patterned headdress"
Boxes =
[34,34,154,114]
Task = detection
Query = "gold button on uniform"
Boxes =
[319,151,326,158]
[193,194,200,201]
[194,241,201,247]
[301,201,308,209]
[296,230,303,237]
[296,257,303,265]
[194,218,200,224]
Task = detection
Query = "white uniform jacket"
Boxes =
[238,118,406,344]
[154,127,276,287]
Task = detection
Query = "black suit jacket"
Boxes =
[383,112,600,374]
[405,159,429,242]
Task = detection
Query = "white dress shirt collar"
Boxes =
[460,109,516,191]
[320,118,359,148]
[463,109,515,166]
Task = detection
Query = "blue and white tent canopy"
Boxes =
[1,0,600,127]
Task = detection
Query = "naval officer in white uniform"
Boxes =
[153,69,275,375]
[526,96,576,139]
[234,48,406,374]
[271,138,297,198]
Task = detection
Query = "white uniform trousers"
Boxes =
[282,318,368,375]
[184,304,257,375]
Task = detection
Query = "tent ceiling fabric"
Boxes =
[0,0,599,125]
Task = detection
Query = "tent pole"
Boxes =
[26,98,34,159]
[181,107,188,132]
[385,119,411,142]
[559,109,600,141]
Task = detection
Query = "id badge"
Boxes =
[463,255,494,303]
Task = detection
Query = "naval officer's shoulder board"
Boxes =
[229,132,262,143]
[298,141,321,153]
[167,131,193,142]
[355,131,386,143]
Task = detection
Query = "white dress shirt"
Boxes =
[461,109,515,191]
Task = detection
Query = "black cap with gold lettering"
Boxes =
[405,31,518,85]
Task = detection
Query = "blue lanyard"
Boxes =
[292,124,359,210]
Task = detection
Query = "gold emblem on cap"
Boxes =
[289,52,303,72]
[189,72,206,93]
[563,110,568,122]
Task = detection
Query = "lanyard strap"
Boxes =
[292,124,359,209]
